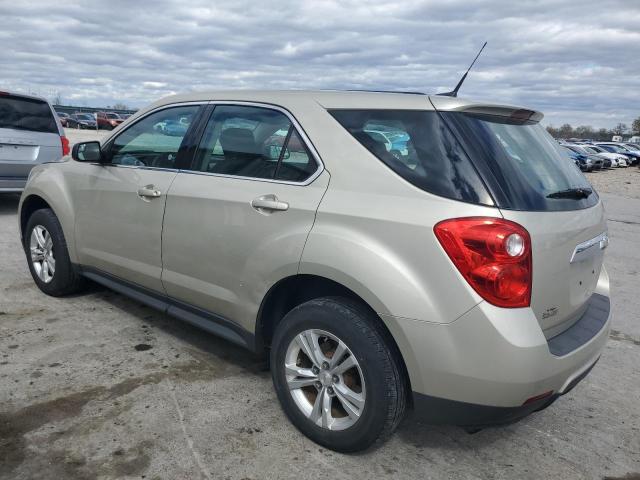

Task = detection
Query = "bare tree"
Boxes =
[612,123,628,135]
[112,102,129,110]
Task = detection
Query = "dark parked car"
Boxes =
[563,144,603,170]
[561,146,592,171]
[67,113,97,129]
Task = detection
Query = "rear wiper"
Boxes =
[546,187,593,199]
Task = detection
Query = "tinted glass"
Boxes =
[329,109,492,205]
[274,128,316,182]
[192,105,317,181]
[109,105,198,168]
[443,113,598,211]
[0,95,57,133]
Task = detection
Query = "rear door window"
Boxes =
[0,94,57,133]
[329,109,492,205]
[190,105,318,182]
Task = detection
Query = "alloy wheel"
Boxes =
[285,329,366,431]
[30,225,55,283]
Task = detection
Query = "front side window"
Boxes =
[108,105,198,168]
[191,105,317,182]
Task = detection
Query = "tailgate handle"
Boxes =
[570,232,608,264]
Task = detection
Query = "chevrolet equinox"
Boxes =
[19,91,611,452]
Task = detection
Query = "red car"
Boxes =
[97,111,124,130]
[56,112,71,127]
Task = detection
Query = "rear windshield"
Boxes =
[0,95,58,133]
[329,109,493,205]
[442,113,598,211]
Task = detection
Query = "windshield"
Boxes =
[106,113,120,119]
[0,95,58,133]
[76,114,93,120]
[598,144,624,153]
[442,112,598,211]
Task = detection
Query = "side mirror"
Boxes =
[72,141,103,162]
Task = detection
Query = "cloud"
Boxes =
[0,0,638,127]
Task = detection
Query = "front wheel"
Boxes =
[25,208,84,296]
[271,297,407,452]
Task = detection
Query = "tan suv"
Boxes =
[19,91,611,452]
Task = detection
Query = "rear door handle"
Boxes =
[251,194,289,213]
[137,185,162,199]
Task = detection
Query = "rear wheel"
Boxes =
[271,297,407,452]
[25,209,84,296]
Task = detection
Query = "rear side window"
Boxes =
[0,95,57,133]
[191,105,318,182]
[329,109,492,205]
[442,113,598,211]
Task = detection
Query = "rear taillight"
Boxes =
[434,217,532,308]
[61,136,70,156]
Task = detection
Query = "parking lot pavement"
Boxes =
[0,191,638,480]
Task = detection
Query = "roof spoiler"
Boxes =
[429,97,544,123]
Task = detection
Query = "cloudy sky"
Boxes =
[1,0,638,128]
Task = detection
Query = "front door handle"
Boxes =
[137,185,162,199]
[251,194,289,213]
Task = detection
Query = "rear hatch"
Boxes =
[433,98,607,337]
[0,93,63,178]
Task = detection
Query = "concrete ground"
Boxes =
[1,186,639,479]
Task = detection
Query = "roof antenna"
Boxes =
[439,41,487,97]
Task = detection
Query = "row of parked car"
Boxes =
[559,140,640,171]
[56,111,132,130]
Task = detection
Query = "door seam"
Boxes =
[159,171,180,296]
[297,169,331,274]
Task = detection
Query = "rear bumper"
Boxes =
[0,176,28,192]
[411,356,599,427]
[392,267,611,424]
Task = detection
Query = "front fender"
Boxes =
[19,162,78,263]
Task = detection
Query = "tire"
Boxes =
[271,297,407,452]
[24,208,84,297]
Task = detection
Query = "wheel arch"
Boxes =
[18,167,78,263]
[20,194,53,243]
[256,273,413,398]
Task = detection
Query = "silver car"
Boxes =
[18,91,611,452]
[0,91,68,191]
